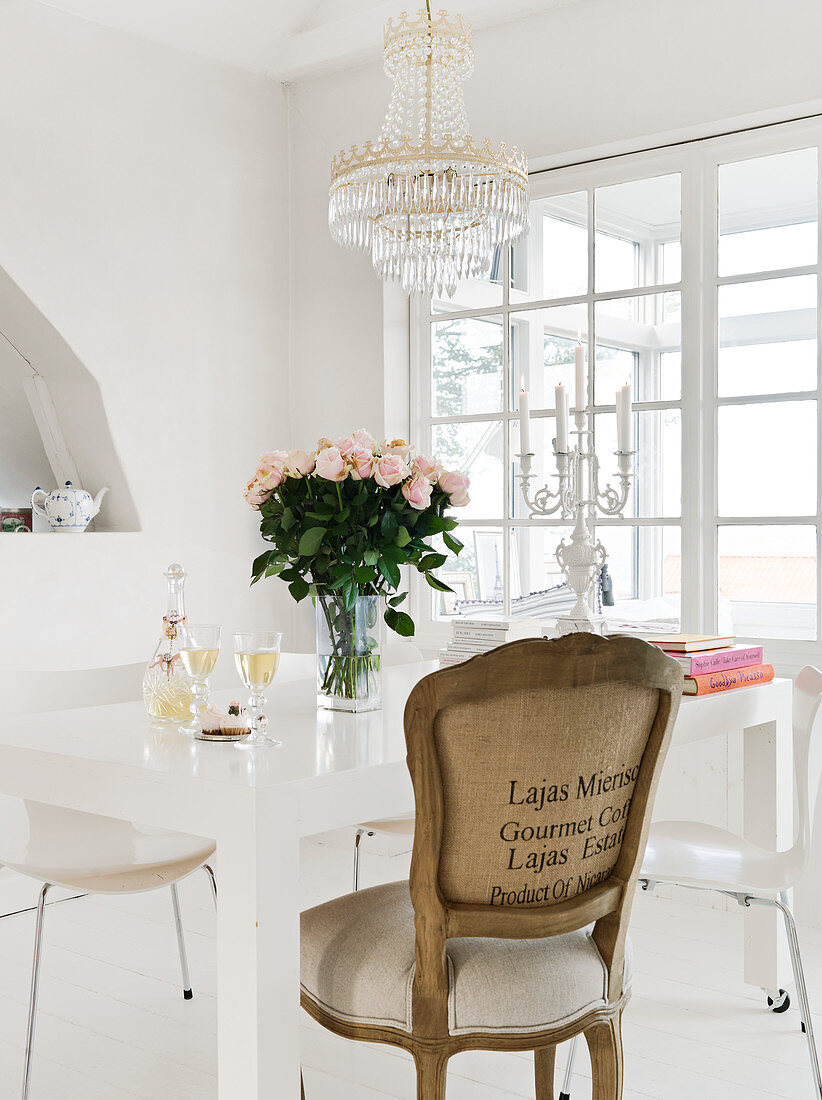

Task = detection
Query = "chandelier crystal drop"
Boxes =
[328,6,529,298]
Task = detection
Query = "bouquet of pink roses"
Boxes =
[245,429,469,639]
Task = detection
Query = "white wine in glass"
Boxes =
[233,631,283,746]
[179,624,222,734]
[234,651,280,690]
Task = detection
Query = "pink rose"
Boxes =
[256,463,284,493]
[315,446,348,482]
[336,436,357,459]
[260,450,289,469]
[438,469,470,507]
[412,454,442,483]
[244,481,267,508]
[374,453,409,488]
[350,444,376,480]
[381,438,413,464]
[352,428,377,449]
[285,449,315,477]
[401,475,433,511]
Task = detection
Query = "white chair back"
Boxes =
[1,664,143,717]
[793,666,822,873]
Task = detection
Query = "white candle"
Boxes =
[555,383,569,452]
[616,383,633,451]
[518,377,531,457]
[575,341,586,412]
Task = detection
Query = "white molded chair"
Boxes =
[0,664,217,1099]
[350,643,423,891]
[559,666,822,1100]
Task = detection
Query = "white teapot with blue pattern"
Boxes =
[31,481,109,533]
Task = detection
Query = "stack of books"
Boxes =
[439,618,540,667]
[645,634,773,696]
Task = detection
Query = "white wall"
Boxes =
[0,0,293,669]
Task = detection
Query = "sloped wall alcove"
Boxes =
[0,263,140,532]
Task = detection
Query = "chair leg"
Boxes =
[170,883,193,1000]
[352,829,374,892]
[780,892,822,1097]
[301,1070,305,1100]
[535,1045,556,1099]
[203,863,218,912]
[414,1048,449,1100]
[22,884,50,1100]
[585,1013,623,1100]
[559,1035,579,1100]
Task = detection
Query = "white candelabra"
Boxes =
[517,342,635,636]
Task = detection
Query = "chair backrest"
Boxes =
[792,666,822,870]
[1,664,143,717]
[403,633,682,1037]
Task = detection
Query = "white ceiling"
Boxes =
[32,0,585,81]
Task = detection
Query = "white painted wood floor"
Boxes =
[0,827,818,1099]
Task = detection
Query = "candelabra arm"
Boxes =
[592,450,636,516]
[516,450,574,518]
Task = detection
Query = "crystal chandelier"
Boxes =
[328,4,529,298]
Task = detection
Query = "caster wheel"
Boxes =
[767,989,791,1013]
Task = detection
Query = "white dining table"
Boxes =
[0,655,793,1099]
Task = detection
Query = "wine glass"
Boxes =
[178,624,221,735]
[233,631,283,746]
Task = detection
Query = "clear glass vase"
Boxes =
[315,590,383,712]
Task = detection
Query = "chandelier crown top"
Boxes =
[383,7,471,46]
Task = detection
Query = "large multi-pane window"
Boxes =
[410,121,822,661]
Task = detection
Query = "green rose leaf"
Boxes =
[443,531,464,555]
[380,510,399,539]
[289,577,310,602]
[388,591,408,607]
[425,571,454,593]
[298,526,326,556]
[419,552,447,571]
[354,565,374,585]
[384,606,416,637]
[395,526,411,548]
[364,549,379,565]
[378,556,401,589]
[251,550,275,583]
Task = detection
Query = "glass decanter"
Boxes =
[142,563,195,723]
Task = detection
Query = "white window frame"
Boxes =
[409,118,822,674]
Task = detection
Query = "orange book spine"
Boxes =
[685,663,775,696]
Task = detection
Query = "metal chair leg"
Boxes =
[170,883,193,1000]
[203,864,218,913]
[352,829,374,892]
[747,894,822,1098]
[22,884,50,1100]
[559,1035,578,1100]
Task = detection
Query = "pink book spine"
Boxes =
[687,646,764,676]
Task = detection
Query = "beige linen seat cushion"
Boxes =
[301,880,632,1037]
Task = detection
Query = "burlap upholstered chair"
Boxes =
[300,634,683,1099]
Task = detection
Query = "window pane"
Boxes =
[432,254,504,313]
[718,274,816,317]
[431,526,486,619]
[719,149,817,277]
[509,525,572,606]
[432,420,503,519]
[595,174,681,292]
[595,410,681,518]
[432,316,503,417]
[662,240,681,283]
[718,401,817,516]
[718,525,817,640]
[599,524,682,619]
[509,305,588,411]
[595,292,681,402]
[511,191,588,303]
[719,340,817,398]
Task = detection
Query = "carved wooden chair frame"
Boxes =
[301,633,683,1100]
